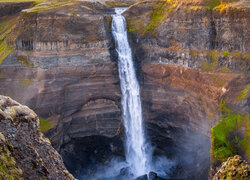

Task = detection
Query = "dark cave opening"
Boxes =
[57,120,210,180]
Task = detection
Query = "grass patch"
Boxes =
[211,100,250,163]
[39,117,52,132]
[236,84,250,101]
[25,0,78,13]
[105,0,133,7]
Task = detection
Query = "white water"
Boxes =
[111,8,152,177]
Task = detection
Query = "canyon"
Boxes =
[0,0,249,179]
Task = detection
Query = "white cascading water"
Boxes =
[112,8,152,177]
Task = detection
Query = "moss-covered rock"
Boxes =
[212,155,250,180]
[211,100,250,171]
[0,133,24,180]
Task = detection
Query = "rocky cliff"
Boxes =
[212,155,249,180]
[0,0,249,179]
[0,95,75,180]
[124,0,250,178]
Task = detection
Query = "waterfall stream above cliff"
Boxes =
[111,8,152,177]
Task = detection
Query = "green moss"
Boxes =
[0,17,18,64]
[236,84,250,101]
[189,49,200,58]
[201,61,213,71]
[221,66,230,73]
[17,56,34,67]
[0,42,14,64]
[39,117,52,132]
[0,41,6,53]
[0,135,23,179]
[127,0,177,34]
[205,0,221,10]
[144,0,175,33]
[127,18,144,32]
[243,54,250,61]
[223,50,229,58]
[211,100,250,163]
[208,49,219,62]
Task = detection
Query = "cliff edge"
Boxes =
[0,95,75,180]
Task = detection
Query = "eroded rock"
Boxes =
[0,95,75,180]
[212,155,250,180]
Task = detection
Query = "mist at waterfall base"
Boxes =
[86,8,175,180]
[92,155,175,180]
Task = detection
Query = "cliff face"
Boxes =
[0,0,249,179]
[0,0,122,147]
[0,95,75,180]
[124,0,249,178]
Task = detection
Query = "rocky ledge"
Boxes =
[0,95,75,180]
[212,155,249,180]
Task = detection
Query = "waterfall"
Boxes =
[111,8,152,177]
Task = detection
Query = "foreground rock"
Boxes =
[0,95,75,180]
[0,132,23,179]
[212,155,250,180]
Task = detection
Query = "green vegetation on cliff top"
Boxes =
[127,0,243,34]
[25,0,79,13]
[211,100,250,163]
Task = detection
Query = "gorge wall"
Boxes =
[0,0,249,179]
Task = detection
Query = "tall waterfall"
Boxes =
[112,8,152,177]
